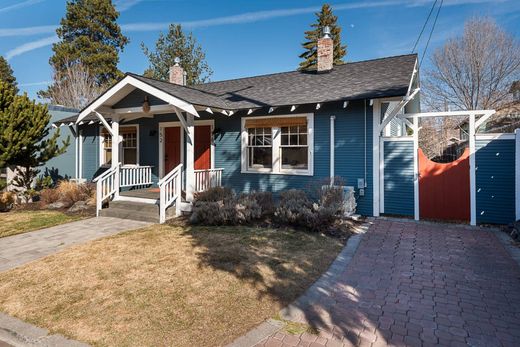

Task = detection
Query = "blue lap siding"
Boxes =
[475,139,516,224]
[383,140,414,216]
[213,100,374,216]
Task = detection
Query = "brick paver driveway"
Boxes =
[257,219,520,347]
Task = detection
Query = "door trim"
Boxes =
[158,119,214,178]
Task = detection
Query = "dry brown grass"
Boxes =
[0,210,84,238]
[0,222,344,347]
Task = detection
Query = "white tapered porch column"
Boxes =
[185,112,195,201]
[111,115,120,198]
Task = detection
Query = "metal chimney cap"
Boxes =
[174,57,181,65]
[323,26,331,39]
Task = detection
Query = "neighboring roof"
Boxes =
[55,53,417,125]
[47,105,80,113]
[510,80,520,92]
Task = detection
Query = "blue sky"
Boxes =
[1,0,519,99]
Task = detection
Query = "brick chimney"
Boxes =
[169,57,185,85]
[317,26,333,72]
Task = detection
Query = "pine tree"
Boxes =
[299,4,347,71]
[40,0,128,99]
[0,56,18,94]
[142,24,212,85]
[0,82,69,196]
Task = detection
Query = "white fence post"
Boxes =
[515,129,520,220]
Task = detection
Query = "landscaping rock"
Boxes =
[68,201,89,213]
[47,201,66,209]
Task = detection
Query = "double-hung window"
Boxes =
[242,114,313,175]
[101,126,138,166]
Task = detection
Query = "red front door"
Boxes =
[164,126,181,173]
[194,125,212,170]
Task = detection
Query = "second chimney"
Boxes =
[317,26,333,72]
[169,57,185,85]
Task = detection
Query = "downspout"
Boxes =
[330,115,335,186]
[364,100,367,188]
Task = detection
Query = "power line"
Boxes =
[411,0,438,53]
[419,0,443,69]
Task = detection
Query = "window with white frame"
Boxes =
[247,127,272,169]
[101,126,138,166]
[242,114,313,175]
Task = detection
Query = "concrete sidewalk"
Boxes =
[0,217,150,272]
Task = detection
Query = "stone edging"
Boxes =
[226,221,370,347]
[0,313,88,347]
[493,229,520,268]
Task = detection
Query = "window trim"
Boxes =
[99,124,140,167]
[241,113,314,176]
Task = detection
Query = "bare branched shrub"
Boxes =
[423,17,520,111]
[45,62,103,109]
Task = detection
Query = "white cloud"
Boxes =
[114,0,144,12]
[0,0,44,14]
[5,35,58,60]
[0,25,57,37]
[18,80,52,87]
[2,0,514,60]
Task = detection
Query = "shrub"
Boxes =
[0,192,15,212]
[275,188,345,232]
[194,187,234,202]
[190,188,267,225]
[40,188,61,205]
[239,191,274,216]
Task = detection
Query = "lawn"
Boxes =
[0,210,85,238]
[0,221,345,347]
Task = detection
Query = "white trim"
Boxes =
[158,119,214,179]
[185,113,195,201]
[475,133,516,140]
[112,104,174,115]
[99,124,140,167]
[400,110,495,119]
[78,127,83,180]
[413,116,419,220]
[381,136,414,142]
[516,129,520,221]
[240,113,314,176]
[378,88,420,133]
[330,115,335,184]
[115,196,157,204]
[469,114,476,226]
[76,75,199,124]
[372,99,381,217]
[379,136,385,214]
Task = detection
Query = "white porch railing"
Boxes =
[158,164,183,223]
[93,164,120,217]
[194,168,224,192]
[120,165,153,188]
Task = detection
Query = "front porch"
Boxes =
[72,74,226,223]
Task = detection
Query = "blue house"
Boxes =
[54,30,421,223]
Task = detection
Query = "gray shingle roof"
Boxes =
[191,54,417,109]
[55,53,417,125]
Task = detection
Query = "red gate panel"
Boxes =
[419,148,470,222]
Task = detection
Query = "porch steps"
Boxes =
[99,200,177,223]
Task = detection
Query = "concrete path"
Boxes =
[0,217,151,346]
[253,219,520,347]
[0,217,151,272]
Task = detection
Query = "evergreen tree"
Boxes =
[142,24,212,85]
[0,82,69,196]
[0,56,18,93]
[299,4,347,71]
[40,0,128,99]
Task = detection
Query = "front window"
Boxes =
[280,125,308,170]
[242,115,313,175]
[248,127,272,169]
[102,126,138,166]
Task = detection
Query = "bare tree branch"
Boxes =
[423,17,520,111]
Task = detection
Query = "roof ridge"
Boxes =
[193,53,418,87]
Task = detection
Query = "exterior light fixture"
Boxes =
[142,95,151,113]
